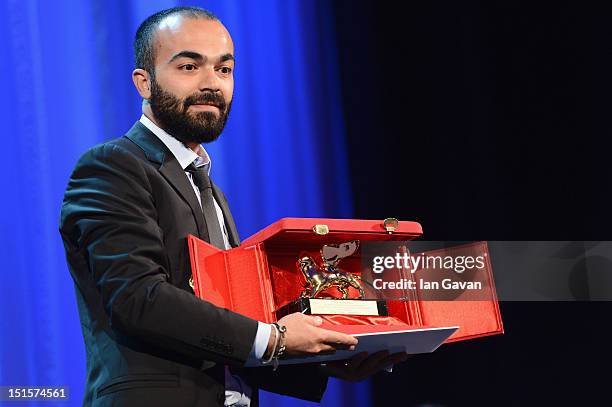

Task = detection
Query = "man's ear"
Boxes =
[132,68,152,99]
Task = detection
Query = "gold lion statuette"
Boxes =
[297,240,365,299]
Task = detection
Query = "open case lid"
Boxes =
[241,217,423,247]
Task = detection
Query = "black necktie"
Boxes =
[186,164,226,249]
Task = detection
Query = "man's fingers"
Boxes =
[356,350,391,373]
[322,351,411,382]
[304,315,323,326]
[389,352,410,363]
[345,351,369,369]
[316,347,337,356]
[365,352,409,376]
[378,352,409,368]
[320,330,359,347]
[326,342,356,351]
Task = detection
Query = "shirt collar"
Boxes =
[139,114,212,174]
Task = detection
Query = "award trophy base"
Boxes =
[276,298,388,318]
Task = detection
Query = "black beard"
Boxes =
[148,77,232,145]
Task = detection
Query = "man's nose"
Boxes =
[198,66,221,93]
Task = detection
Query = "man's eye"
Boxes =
[181,64,197,71]
[219,66,232,75]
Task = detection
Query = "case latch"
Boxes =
[312,224,329,235]
[383,218,399,233]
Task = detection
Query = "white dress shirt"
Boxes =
[139,114,270,406]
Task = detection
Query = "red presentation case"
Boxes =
[188,218,503,344]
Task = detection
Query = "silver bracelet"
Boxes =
[271,322,287,371]
[261,323,280,366]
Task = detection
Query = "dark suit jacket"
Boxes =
[59,122,328,406]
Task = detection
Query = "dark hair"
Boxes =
[134,6,219,74]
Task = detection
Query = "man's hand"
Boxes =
[265,313,358,358]
[321,351,410,382]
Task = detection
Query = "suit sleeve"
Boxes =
[233,364,329,402]
[59,143,258,367]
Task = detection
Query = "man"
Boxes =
[60,7,407,406]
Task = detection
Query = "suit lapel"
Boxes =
[211,184,241,247]
[125,122,208,241]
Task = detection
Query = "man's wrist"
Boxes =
[263,324,277,360]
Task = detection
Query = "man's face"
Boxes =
[148,17,235,144]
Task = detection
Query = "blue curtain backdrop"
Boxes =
[0,0,370,406]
